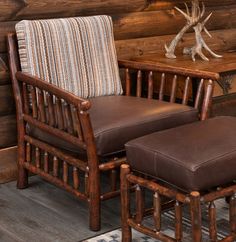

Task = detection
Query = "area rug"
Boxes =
[84,199,230,241]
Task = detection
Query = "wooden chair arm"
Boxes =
[16,71,91,111]
[15,71,95,151]
[118,59,219,80]
[118,59,214,120]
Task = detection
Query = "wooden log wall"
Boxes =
[0,0,236,182]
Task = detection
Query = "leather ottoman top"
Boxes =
[125,116,236,191]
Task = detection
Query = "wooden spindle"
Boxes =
[26,142,31,163]
[194,79,204,109]
[64,103,73,134]
[38,89,46,122]
[61,101,67,130]
[136,70,142,97]
[209,201,217,242]
[153,192,161,232]
[73,167,79,189]
[55,98,64,130]
[35,147,40,168]
[175,201,183,241]
[201,80,214,121]
[85,172,89,196]
[110,169,117,191]
[22,83,30,114]
[53,156,59,177]
[63,161,68,183]
[159,73,165,101]
[170,75,177,103]
[44,152,49,173]
[182,77,190,105]
[230,193,236,233]
[148,71,154,99]
[30,86,37,119]
[46,93,56,126]
[135,185,144,224]
[71,106,83,140]
[125,68,131,96]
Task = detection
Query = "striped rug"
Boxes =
[84,199,229,241]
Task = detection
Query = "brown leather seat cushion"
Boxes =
[27,96,198,157]
[126,116,236,191]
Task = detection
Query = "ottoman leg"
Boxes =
[190,192,202,242]
[229,193,236,234]
[120,164,132,242]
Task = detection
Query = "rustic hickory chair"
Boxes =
[121,116,236,242]
[8,15,213,231]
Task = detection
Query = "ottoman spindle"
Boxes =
[121,116,236,242]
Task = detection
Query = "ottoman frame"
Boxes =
[121,164,236,242]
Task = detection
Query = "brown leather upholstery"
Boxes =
[126,116,236,191]
[27,95,198,157]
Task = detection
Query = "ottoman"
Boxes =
[121,116,236,242]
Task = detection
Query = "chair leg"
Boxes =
[120,164,132,242]
[88,169,101,231]
[190,191,202,242]
[17,144,28,189]
[17,165,28,189]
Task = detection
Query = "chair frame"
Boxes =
[121,164,236,242]
[8,33,214,231]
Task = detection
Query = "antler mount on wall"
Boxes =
[165,0,222,61]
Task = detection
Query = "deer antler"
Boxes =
[165,0,205,59]
[184,13,222,61]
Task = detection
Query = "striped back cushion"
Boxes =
[15,16,123,98]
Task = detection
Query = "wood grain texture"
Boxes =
[0,0,236,152]
[0,146,17,183]
[0,176,121,241]
[1,5,236,52]
[0,85,15,115]
[0,115,17,148]
[116,28,236,59]
[1,0,236,21]
[113,6,236,40]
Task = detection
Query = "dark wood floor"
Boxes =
[0,176,121,242]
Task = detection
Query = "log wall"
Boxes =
[0,0,235,181]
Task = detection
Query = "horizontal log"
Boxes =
[1,5,236,52]
[0,85,15,115]
[145,0,236,11]
[0,21,16,53]
[0,71,10,85]
[116,28,236,59]
[113,6,236,40]
[0,115,17,148]
[0,146,17,184]
[1,0,235,22]
[0,0,146,21]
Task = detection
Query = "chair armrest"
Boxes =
[118,59,214,120]
[16,72,91,111]
[118,59,219,80]
[15,71,94,150]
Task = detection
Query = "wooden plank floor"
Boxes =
[0,176,121,242]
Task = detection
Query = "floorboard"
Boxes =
[0,176,121,242]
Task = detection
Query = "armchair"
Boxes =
[7,15,213,231]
